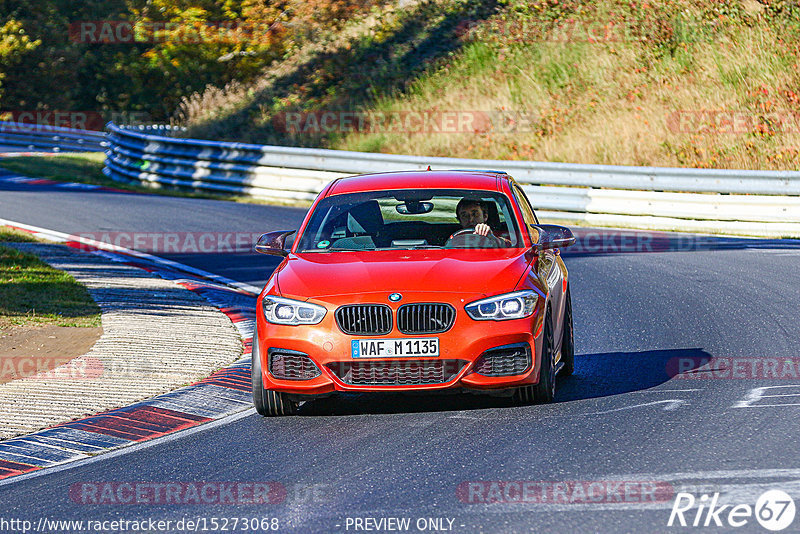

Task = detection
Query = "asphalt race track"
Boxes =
[1,176,800,533]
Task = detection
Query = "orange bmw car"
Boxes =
[252,170,576,415]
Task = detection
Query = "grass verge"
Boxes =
[0,227,101,329]
[177,0,800,171]
[0,153,107,186]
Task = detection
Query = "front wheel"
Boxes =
[252,335,298,416]
[514,312,556,405]
[533,312,556,403]
[560,286,574,377]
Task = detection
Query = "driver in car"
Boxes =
[456,198,493,236]
[455,199,510,246]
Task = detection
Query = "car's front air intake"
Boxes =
[473,343,531,377]
[268,349,321,380]
[397,303,455,334]
[335,304,393,335]
[327,359,467,386]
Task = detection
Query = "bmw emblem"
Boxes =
[388,293,402,302]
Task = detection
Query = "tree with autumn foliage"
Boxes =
[0,19,40,102]
[0,0,384,123]
[243,0,384,40]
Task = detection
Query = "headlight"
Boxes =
[465,290,538,321]
[262,296,326,325]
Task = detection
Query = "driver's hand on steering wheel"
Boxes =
[474,223,491,236]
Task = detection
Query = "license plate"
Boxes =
[352,338,439,358]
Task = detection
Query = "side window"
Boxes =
[512,183,538,234]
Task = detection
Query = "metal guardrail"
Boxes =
[0,121,106,152]
[104,122,800,237]
[114,124,187,137]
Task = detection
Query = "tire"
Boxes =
[514,311,556,405]
[533,311,556,403]
[252,335,298,416]
[560,286,575,377]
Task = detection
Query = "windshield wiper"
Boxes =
[299,245,444,253]
[299,247,374,253]
[372,246,443,250]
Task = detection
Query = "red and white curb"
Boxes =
[0,174,265,482]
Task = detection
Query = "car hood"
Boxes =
[276,249,532,299]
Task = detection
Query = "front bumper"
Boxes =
[255,292,545,395]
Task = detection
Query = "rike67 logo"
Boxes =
[668,490,796,531]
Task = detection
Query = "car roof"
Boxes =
[326,170,507,196]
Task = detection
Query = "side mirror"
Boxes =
[531,224,576,251]
[254,230,296,257]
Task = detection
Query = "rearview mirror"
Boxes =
[254,230,296,257]
[396,201,434,215]
[531,224,576,251]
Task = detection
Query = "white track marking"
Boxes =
[585,399,686,415]
[629,389,702,393]
[733,384,800,408]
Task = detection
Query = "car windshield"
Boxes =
[295,189,523,252]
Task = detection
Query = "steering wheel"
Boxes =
[444,228,500,248]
